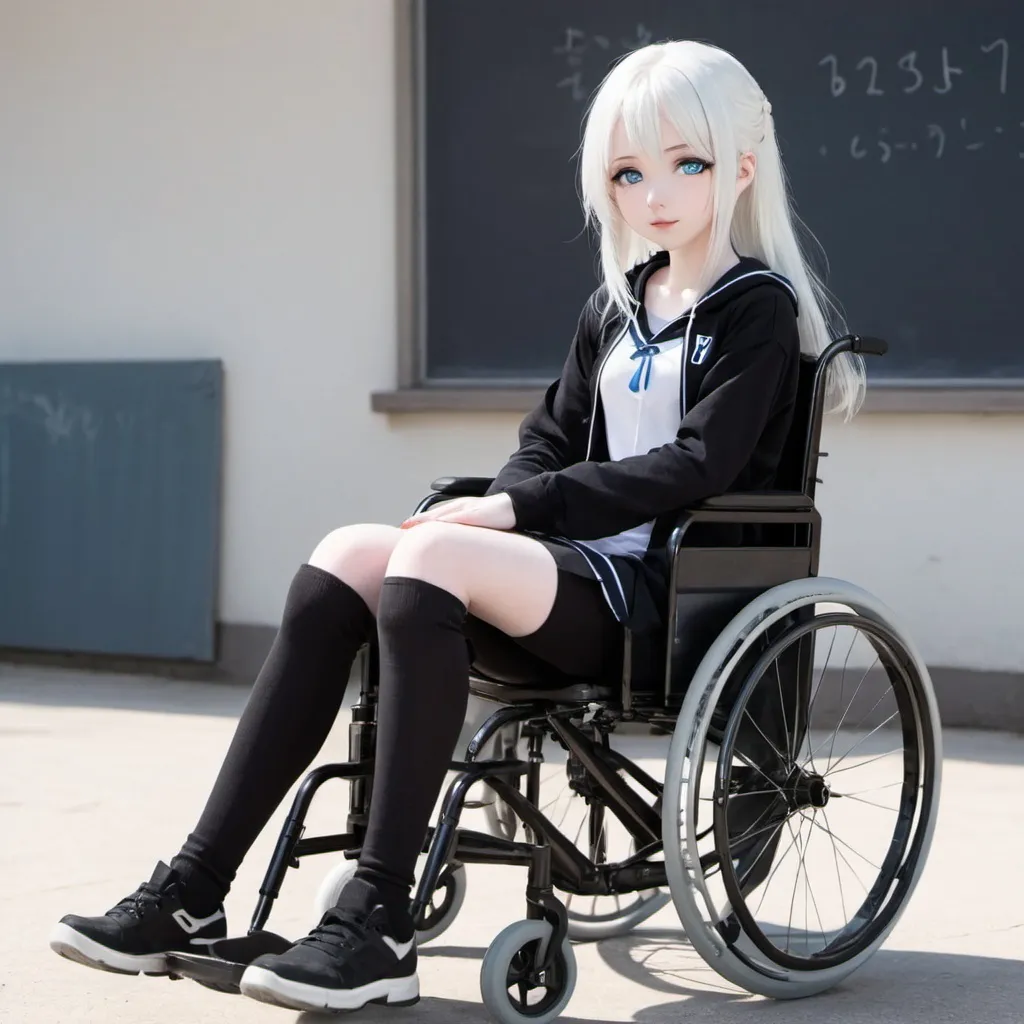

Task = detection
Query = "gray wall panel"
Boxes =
[0,361,222,659]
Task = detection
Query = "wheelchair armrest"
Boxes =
[668,492,817,537]
[689,491,814,512]
[430,476,495,497]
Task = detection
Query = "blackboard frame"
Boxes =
[371,0,1024,414]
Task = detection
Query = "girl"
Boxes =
[49,39,864,1013]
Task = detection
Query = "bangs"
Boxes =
[614,65,714,166]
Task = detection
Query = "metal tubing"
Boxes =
[410,760,529,923]
[547,717,661,846]
[249,762,371,933]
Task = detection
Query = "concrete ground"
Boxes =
[2,664,1022,1024]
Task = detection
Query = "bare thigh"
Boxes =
[385,522,558,637]
[307,523,403,615]
[307,522,560,637]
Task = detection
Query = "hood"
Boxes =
[625,252,798,341]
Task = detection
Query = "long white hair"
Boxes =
[579,40,865,419]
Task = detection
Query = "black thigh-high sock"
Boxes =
[169,564,373,912]
[355,577,469,937]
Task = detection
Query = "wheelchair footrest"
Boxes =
[166,930,293,994]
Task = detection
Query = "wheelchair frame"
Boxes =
[171,333,940,1016]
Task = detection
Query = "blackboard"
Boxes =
[419,0,1023,384]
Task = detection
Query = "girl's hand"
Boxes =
[401,492,517,532]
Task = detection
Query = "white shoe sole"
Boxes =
[48,922,169,976]
[240,964,419,1011]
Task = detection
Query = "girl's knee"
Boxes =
[385,523,473,603]
[307,524,402,610]
[386,522,464,576]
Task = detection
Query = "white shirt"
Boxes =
[577,308,688,557]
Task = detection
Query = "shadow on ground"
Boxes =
[290,945,1023,1023]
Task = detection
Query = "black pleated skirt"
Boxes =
[524,532,668,635]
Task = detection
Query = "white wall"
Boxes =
[818,413,1023,673]
[0,0,1020,672]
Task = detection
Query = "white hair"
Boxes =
[579,40,865,419]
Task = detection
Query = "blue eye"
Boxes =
[678,158,709,175]
[613,168,643,185]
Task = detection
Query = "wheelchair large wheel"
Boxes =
[481,722,670,941]
[662,577,941,998]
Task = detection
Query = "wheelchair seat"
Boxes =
[469,675,616,705]
[461,606,620,702]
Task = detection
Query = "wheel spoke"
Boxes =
[802,809,881,872]
[732,749,787,797]
[742,705,790,769]
[729,811,793,850]
[807,654,880,768]
[516,979,530,1007]
[821,803,849,924]
[733,817,786,893]
[730,797,783,848]
[806,625,839,727]
[825,628,861,765]
[751,819,802,918]
[797,810,829,952]
[817,806,870,900]
[571,808,588,850]
[701,788,780,801]
[824,705,898,775]
[833,792,900,813]
[837,780,904,797]
[775,655,793,763]
[785,815,807,953]
[825,746,903,777]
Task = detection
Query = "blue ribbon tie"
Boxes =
[628,345,660,393]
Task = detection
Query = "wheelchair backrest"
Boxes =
[774,354,820,499]
[649,354,824,708]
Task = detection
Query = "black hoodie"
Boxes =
[487,252,802,551]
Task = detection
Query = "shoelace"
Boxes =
[108,882,165,921]
[299,906,375,956]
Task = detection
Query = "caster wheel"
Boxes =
[480,919,576,1024]
[312,859,359,921]
[313,859,467,945]
[415,862,468,944]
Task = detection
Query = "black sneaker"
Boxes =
[239,878,418,1012]
[49,861,227,976]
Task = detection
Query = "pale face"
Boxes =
[608,116,715,251]
[607,116,754,253]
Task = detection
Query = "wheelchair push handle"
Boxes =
[849,335,888,357]
[827,333,888,358]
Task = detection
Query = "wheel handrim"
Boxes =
[707,611,936,971]
[662,580,943,995]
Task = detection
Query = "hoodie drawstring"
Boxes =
[626,304,698,452]
[681,306,696,418]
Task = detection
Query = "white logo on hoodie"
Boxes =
[691,335,714,365]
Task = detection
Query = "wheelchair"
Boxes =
[167,334,942,1024]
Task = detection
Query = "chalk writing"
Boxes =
[554,23,657,102]
[822,119,1024,162]
[820,42,1009,98]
